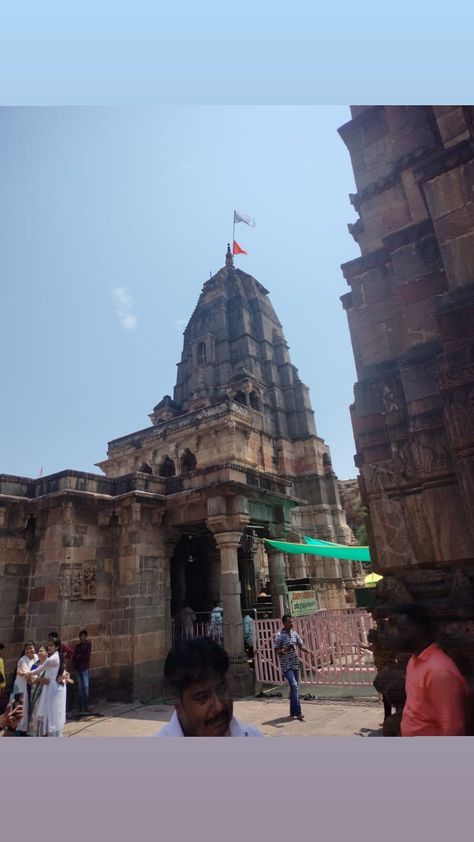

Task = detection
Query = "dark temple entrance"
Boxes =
[170,528,219,618]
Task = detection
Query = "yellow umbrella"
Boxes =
[364,572,383,588]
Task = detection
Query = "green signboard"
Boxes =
[289,590,318,617]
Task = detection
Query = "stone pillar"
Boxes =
[212,531,254,696]
[267,550,289,618]
[164,528,181,651]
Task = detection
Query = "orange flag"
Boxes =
[233,240,247,255]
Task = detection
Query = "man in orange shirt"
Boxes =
[392,603,468,737]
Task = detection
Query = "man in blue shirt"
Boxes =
[274,614,313,722]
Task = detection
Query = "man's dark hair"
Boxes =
[0,643,4,650]
[48,631,58,639]
[164,637,229,697]
[79,629,88,637]
[282,614,292,623]
[395,603,434,633]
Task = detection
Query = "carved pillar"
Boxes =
[206,494,253,694]
[209,529,254,696]
[164,528,181,651]
[212,532,246,657]
[267,549,289,618]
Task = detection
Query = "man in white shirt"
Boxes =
[156,637,262,737]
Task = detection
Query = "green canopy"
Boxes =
[265,538,371,563]
[304,536,352,548]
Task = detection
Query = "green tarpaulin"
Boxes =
[304,536,352,549]
[264,538,371,563]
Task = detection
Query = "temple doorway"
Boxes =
[170,528,219,619]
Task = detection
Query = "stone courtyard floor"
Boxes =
[64,686,383,738]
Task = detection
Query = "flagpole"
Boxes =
[232,211,235,255]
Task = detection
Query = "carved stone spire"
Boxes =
[225,243,234,268]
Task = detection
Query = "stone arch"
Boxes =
[159,456,176,477]
[196,341,207,366]
[139,462,153,475]
[233,390,247,406]
[181,449,197,474]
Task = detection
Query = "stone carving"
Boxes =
[411,431,452,475]
[382,385,400,413]
[362,460,396,494]
[83,566,97,599]
[389,436,415,483]
[58,566,72,599]
[59,562,96,601]
[71,567,82,600]
[370,497,416,570]
[98,509,114,528]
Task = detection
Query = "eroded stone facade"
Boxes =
[339,106,474,676]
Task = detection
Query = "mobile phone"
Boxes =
[12,691,23,710]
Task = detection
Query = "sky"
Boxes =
[0,105,361,481]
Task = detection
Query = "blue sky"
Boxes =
[0,106,361,480]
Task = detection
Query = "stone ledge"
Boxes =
[413,137,474,183]
[337,106,385,144]
[348,145,437,212]
[341,246,390,283]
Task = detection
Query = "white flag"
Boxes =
[234,210,256,227]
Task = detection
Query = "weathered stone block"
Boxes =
[423,168,465,219]
[435,108,470,147]
[435,204,474,242]
[440,233,474,287]
[397,271,447,305]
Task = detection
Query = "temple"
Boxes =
[0,246,360,701]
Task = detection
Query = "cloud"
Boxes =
[113,287,137,331]
[175,317,187,330]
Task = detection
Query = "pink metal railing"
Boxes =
[253,609,375,687]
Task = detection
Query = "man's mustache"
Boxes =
[206,712,230,726]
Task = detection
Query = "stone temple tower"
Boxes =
[169,244,354,546]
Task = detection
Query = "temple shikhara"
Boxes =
[0,245,360,701]
[339,106,474,674]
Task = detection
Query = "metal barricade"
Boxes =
[253,608,375,687]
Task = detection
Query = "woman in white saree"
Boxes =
[27,645,49,736]
[21,638,67,736]
[10,641,38,735]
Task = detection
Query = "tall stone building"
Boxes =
[0,247,355,701]
[339,106,474,673]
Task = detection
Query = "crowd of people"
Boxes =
[1,601,470,738]
[0,629,92,737]
[158,602,472,737]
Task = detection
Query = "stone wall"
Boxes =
[339,106,474,681]
[0,490,171,705]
